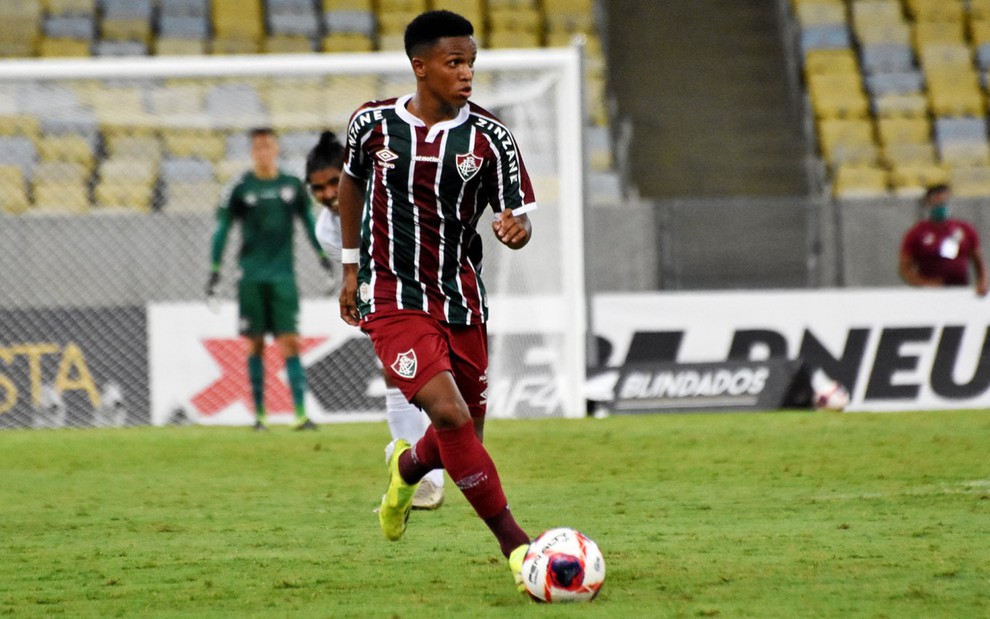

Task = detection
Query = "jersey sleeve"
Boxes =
[342,104,376,181]
[314,207,343,263]
[481,124,537,217]
[962,220,981,252]
[210,179,240,269]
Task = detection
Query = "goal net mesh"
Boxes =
[0,50,585,429]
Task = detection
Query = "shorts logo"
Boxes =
[359,282,370,302]
[391,349,417,379]
[455,153,482,181]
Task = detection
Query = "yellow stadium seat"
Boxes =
[210,38,261,55]
[832,163,889,198]
[80,87,148,127]
[44,0,95,16]
[803,48,859,75]
[377,33,405,52]
[882,142,937,166]
[377,0,428,12]
[877,117,931,146]
[101,18,151,42]
[808,72,870,118]
[873,92,929,117]
[164,180,221,213]
[890,162,949,197]
[213,0,263,40]
[949,165,990,196]
[919,43,971,70]
[39,38,91,57]
[36,133,95,167]
[926,71,984,117]
[148,84,205,118]
[850,0,903,29]
[162,129,227,162]
[99,158,157,186]
[794,0,846,27]
[854,21,911,45]
[488,0,538,9]
[105,135,162,162]
[489,8,543,33]
[913,21,965,48]
[216,159,251,184]
[817,117,878,166]
[488,30,543,49]
[969,20,990,47]
[264,35,314,54]
[32,180,90,214]
[0,115,41,136]
[377,11,420,34]
[33,159,90,183]
[939,142,990,167]
[432,0,484,26]
[0,165,31,215]
[971,0,990,21]
[94,181,154,211]
[905,0,964,22]
[155,38,208,56]
[322,33,374,52]
[322,0,372,10]
[268,88,323,130]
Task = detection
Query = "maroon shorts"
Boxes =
[361,310,489,418]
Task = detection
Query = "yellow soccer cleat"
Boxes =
[509,543,530,594]
[378,439,420,541]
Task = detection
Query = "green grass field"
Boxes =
[2,410,988,618]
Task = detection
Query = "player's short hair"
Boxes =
[249,127,276,139]
[924,183,950,201]
[306,130,345,179]
[404,10,474,59]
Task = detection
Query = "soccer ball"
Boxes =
[520,528,605,603]
[814,379,850,411]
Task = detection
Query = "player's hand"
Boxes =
[492,209,531,249]
[338,264,360,326]
[205,271,220,297]
[977,279,989,297]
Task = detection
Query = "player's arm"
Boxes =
[337,171,365,326]
[207,189,236,294]
[898,250,940,287]
[492,208,532,249]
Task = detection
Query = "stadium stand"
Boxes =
[0,0,609,214]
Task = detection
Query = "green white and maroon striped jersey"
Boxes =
[343,94,537,325]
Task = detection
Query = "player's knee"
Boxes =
[425,398,471,430]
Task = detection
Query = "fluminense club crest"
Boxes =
[455,152,483,181]
[391,349,418,379]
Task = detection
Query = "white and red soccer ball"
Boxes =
[520,527,605,603]
[814,379,850,411]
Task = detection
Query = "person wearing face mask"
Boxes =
[899,184,988,296]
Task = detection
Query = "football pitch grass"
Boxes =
[2,410,988,618]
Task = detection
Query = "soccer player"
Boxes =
[899,183,988,296]
[306,130,445,510]
[207,127,332,431]
[336,10,535,592]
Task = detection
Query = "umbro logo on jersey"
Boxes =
[455,153,482,181]
[376,148,398,170]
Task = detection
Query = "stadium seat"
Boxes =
[161,157,215,183]
[159,15,210,40]
[216,158,252,183]
[267,88,323,129]
[322,32,374,52]
[44,0,96,16]
[0,165,31,215]
[913,21,965,49]
[850,0,903,30]
[489,8,544,34]
[160,0,209,17]
[873,92,929,117]
[36,132,96,168]
[800,23,851,54]
[377,11,420,34]
[803,49,859,75]
[39,37,91,57]
[322,0,373,10]
[926,71,984,117]
[859,42,914,74]
[949,165,990,196]
[163,130,227,162]
[919,42,971,70]
[163,180,221,212]
[213,0,264,41]
[270,13,320,38]
[265,35,315,54]
[832,163,889,198]
[864,70,924,97]
[794,0,846,28]
[877,117,931,146]
[93,40,147,56]
[0,136,39,179]
[905,0,964,22]
[433,0,484,28]
[0,2,43,57]
[808,72,870,118]
[488,30,543,49]
[972,0,990,21]
[817,117,879,167]
[204,83,266,128]
[881,142,937,167]
[890,162,949,196]
[105,134,162,162]
[94,181,154,212]
[854,21,911,45]
[155,38,208,55]
[31,178,90,214]
[935,116,990,166]
[377,0,428,12]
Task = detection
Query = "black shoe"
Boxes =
[253,420,269,432]
[294,418,318,431]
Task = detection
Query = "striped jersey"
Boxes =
[343,94,537,325]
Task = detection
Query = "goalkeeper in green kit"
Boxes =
[207,127,332,431]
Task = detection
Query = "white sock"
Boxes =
[385,387,444,488]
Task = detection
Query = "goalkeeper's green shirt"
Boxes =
[210,170,324,282]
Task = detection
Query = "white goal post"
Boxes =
[0,48,587,427]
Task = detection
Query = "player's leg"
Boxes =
[239,279,268,430]
[383,372,444,509]
[273,279,315,430]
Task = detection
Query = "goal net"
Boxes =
[0,49,586,429]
